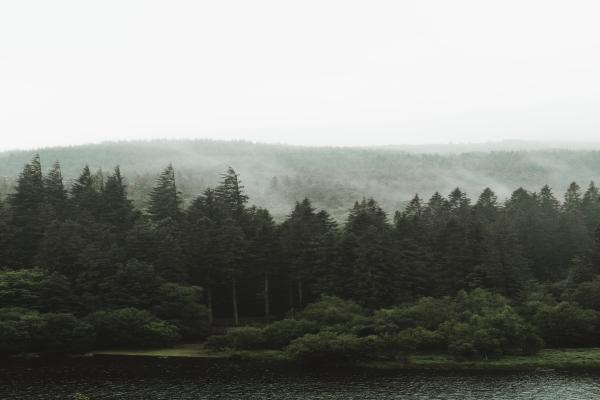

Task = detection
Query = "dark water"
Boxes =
[2,357,600,399]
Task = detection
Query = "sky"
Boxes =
[1,0,600,150]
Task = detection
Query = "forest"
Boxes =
[2,154,600,362]
[3,139,600,220]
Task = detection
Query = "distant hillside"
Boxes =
[1,139,600,219]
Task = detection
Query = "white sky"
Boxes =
[1,0,600,150]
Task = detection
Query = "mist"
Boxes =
[2,1,600,150]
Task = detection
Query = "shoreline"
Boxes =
[88,346,600,371]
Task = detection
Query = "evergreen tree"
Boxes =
[43,161,68,219]
[247,207,278,322]
[8,155,46,267]
[338,198,397,308]
[70,165,103,220]
[215,167,249,222]
[102,166,138,232]
[480,212,532,298]
[147,164,182,223]
[280,199,335,309]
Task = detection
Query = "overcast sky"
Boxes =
[1,0,600,150]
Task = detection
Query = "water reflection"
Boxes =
[2,358,600,399]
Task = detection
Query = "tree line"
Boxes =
[2,155,600,356]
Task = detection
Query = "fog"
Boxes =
[2,0,600,150]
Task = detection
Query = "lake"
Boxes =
[2,357,600,399]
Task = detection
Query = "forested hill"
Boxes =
[2,140,600,219]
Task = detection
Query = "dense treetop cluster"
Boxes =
[2,155,600,359]
[3,140,600,220]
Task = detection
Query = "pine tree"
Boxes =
[147,164,182,223]
[215,167,249,222]
[246,207,277,322]
[43,161,68,219]
[213,167,251,324]
[280,198,334,309]
[70,165,103,220]
[582,181,600,234]
[184,188,223,324]
[8,155,46,267]
[480,212,532,298]
[338,198,397,308]
[102,166,138,232]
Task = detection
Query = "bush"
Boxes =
[402,327,446,351]
[206,326,265,350]
[151,283,209,339]
[286,331,366,364]
[299,296,366,327]
[86,308,180,348]
[571,279,600,310]
[372,297,455,334]
[262,319,320,349]
[531,301,599,347]
[36,313,95,355]
[446,306,543,360]
[0,308,95,356]
[358,333,416,361]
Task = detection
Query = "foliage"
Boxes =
[86,308,180,348]
[298,296,366,327]
[286,331,367,365]
[262,319,320,349]
[206,327,265,350]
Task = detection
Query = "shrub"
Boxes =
[0,308,95,356]
[86,308,180,348]
[262,319,320,349]
[36,313,95,355]
[299,296,366,327]
[402,326,446,351]
[358,333,416,361]
[151,283,209,339]
[286,331,366,364]
[531,301,599,347]
[206,326,265,350]
[446,306,543,360]
[372,297,455,334]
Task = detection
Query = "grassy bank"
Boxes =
[92,346,600,370]
[92,344,288,361]
[364,348,600,371]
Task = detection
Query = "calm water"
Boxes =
[2,357,600,399]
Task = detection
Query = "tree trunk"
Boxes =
[206,286,214,325]
[298,279,303,309]
[232,276,239,326]
[264,271,270,323]
[288,281,295,318]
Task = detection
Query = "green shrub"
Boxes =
[151,283,209,339]
[357,333,416,361]
[286,331,366,364]
[446,306,543,360]
[206,326,265,350]
[531,301,599,347]
[86,308,180,348]
[205,334,230,350]
[372,297,455,334]
[299,296,366,327]
[262,319,320,349]
[0,308,96,356]
[36,313,95,355]
[402,326,446,351]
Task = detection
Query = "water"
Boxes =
[2,357,600,399]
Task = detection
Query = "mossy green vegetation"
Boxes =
[91,346,600,371]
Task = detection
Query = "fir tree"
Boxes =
[147,164,182,223]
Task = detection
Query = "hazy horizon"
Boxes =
[2,1,600,150]
[4,137,600,153]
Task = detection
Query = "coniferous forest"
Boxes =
[3,155,600,361]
